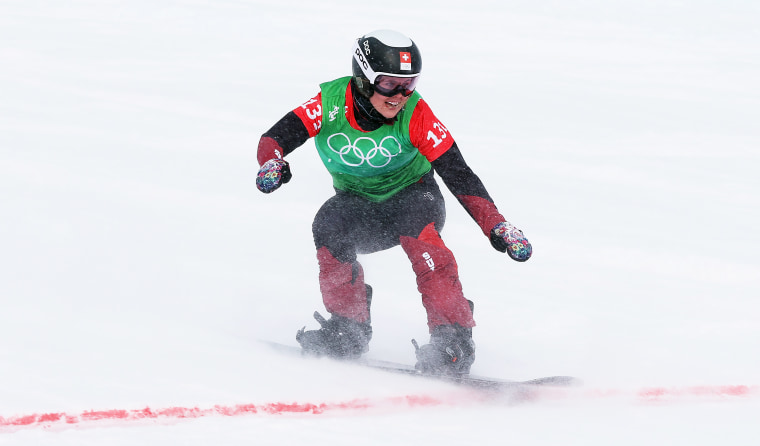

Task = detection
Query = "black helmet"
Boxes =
[352,30,422,98]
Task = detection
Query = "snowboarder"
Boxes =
[256,29,531,375]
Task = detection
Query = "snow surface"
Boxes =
[2,0,759,444]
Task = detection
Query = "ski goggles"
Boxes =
[372,74,420,97]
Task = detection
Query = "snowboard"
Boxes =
[262,340,580,392]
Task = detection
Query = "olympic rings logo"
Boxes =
[326,133,402,168]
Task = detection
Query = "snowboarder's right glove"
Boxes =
[490,221,532,262]
[256,158,291,193]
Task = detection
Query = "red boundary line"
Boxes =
[637,385,757,400]
[0,395,443,431]
[2,385,757,431]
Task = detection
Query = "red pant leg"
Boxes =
[316,246,370,322]
[400,223,475,331]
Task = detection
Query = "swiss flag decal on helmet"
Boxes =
[399,52,412,70]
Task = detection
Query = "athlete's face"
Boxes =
[369,90,409,119]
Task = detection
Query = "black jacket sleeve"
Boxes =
[258,111,311,164]
[431,142,506,236]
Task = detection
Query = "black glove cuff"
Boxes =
[280,161,292,184]
[489,229,508,253]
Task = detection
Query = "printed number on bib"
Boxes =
[426,122,449,148]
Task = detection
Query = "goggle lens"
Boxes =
[373,75,419,97]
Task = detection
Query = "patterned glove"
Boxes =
[256,159,292,193]
[490,221,532,262]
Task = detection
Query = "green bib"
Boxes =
[315,77,431,202]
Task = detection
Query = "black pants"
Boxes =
[312,171,446,262]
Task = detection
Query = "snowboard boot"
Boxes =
[296,285,373,359]
[413,323,475,376]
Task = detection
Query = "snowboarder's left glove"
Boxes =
[256,158,291,193]
[490,221,532,262]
